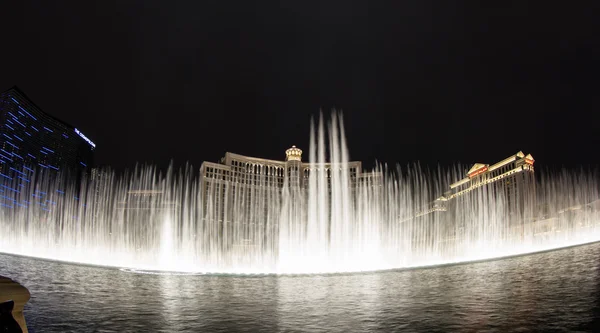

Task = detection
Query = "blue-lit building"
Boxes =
[0,86,95,181]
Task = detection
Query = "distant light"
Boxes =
[0,185,20,194]
[9,168,25,176]
[75,128,96,148]
[17,176,30,183]
[13,119,26,128]
[18,106,37,120]
[0,195,16,203]
[0,155,12,163]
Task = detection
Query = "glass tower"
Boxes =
[0,86,95,182]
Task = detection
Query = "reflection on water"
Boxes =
[2,243,600,332]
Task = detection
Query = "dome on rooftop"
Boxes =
[285,145,302,161]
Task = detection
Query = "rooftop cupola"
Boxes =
[285,145,302,161]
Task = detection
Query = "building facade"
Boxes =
[0,86,95,181]
[438,151,536,220]
[199,146,379,223]
[444,151,535,202]
[401,151,536,222]
[396,151,538,253]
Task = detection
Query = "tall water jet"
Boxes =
[159,214,174,269]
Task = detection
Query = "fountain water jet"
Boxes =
[0,113,599,274]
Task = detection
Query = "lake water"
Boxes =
[2,243,600,332]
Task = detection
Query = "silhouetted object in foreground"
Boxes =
[0,276,29,332]
[0,300,22,333]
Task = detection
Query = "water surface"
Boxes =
[2,243,600,332]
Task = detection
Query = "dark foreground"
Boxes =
[1,243,600,332]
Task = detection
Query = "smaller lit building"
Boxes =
[406,151,537,223]
[445,151,535,201]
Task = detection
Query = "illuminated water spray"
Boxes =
[0,114,599,274]
[159,214,174,269]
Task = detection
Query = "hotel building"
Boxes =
[445,151,535,202]
[445,151,535,214]
[395,151,538,253]
[400,151,536,221]
[409,151,537,230]
[0,86,95,179]
[200,146,380,223]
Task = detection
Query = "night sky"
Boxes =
[0,2,598,173]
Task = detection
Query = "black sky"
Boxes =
[0,2,598,172]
